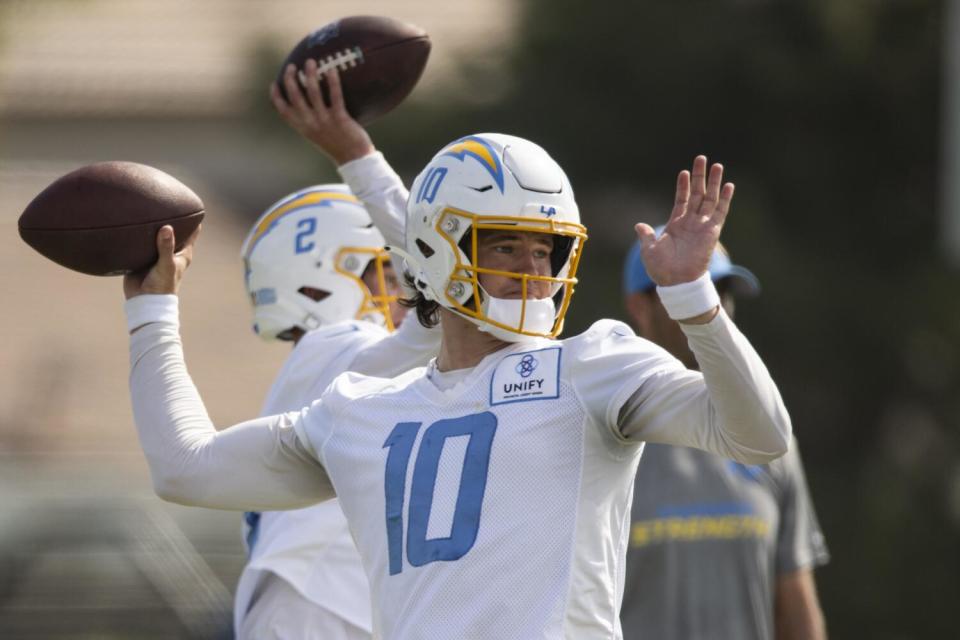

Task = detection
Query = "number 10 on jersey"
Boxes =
[382,412,498,575]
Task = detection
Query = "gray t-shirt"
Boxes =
[620,438,829,640]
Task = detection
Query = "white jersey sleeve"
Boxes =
[567,316,790,464]
[261,317,439,414]
[563,319,683,440]
[333,152,443,373]
[261,322,388,415]
[349,308,441,377]
[238,319,421,636]
[126,294,334,510]
[290,369,423,467]
[337,151,408,248]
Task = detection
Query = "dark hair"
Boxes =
[400,272,441,328]
[397,230,476,329]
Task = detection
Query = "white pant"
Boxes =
[238,572,370,640]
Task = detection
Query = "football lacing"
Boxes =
[297,47,365,86]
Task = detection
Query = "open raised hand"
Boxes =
[636,155,734,287]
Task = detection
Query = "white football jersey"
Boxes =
[292,319,724,639]
[235,318,439,634]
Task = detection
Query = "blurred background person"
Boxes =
[235,179,438,639]
[620,239,830,640]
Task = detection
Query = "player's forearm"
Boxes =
[350,307,440,376]
[679,310,791,463]
[338,151,408,247]
[653,274,790,462]
[127,297,334,510]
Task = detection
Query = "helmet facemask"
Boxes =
[431,207,586,341]
[336,246,398,331]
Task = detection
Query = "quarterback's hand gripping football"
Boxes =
[271,61,375,166]
[123,224,200,300]
[636,155,734,287]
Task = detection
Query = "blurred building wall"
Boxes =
[0,0,516,117]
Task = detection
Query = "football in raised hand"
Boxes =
[276,15,431,124]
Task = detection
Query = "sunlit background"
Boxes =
[1,1,957,638]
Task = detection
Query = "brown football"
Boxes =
[276,15,431,124]
[18,162,204,276]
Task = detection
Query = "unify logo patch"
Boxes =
[490,347,561,405]
[515,354,538,378]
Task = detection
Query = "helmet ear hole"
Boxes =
[298,286,331,302]
[415,239,435,258]
[456,232,474,262]
[275,327,305,342]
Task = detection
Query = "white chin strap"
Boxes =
[479,296,556,342]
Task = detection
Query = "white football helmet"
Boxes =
[400,133,587,342]
[241,184,395,341]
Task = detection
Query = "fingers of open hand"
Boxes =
[682,157,735,225]
[687,155,708,209]
[670,170,691,223]
[666,156,735,237]
[699,162,734,228]
[635,222,656,247]
[691,155,707,192]
[713,183,735,225]
[698,162,724,216]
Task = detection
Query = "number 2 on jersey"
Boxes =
[382,412,498,575]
